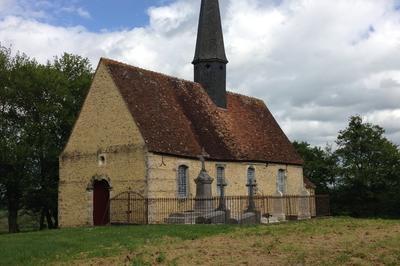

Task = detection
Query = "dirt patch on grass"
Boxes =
[69,218,400,266]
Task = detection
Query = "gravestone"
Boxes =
[216,176,227,211]
[229,211,260,224]
[194,150,214,211]
[298,189,311,220]
[167,149,229,224]
[271,191,286,222]
[196,210,227,224]
[229,178,260,224]
[245,179,257,213]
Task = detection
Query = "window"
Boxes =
[216,166,225,196]
[277,169,286,194]
[178,165,189,198]
[98,154,106,166]
[247,166,256,193]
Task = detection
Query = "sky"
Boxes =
[1,0,400,147]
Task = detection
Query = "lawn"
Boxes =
[0,218,399,265]
[0,210,40,234]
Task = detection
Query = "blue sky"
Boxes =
[57,0,174,31]
[0,0,175,31]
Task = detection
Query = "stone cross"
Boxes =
[194,148,213,211]
[217,177,227,211]
[246,178,257,213]
[198,148,209,171]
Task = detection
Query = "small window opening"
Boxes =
[178,165,189,198]
[98,154,106,166]
[277,169,286,194]
[205,64,211,69]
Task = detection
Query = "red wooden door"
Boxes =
[93,180,110,226]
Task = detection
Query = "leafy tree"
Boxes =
[334,116,400,217]
[293,116,400,217]
[292,141,338,193]
[0,47,36,232]
[0,46,92,232]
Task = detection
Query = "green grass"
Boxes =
[0,210,40,234]
[0,224,234,265]
[0,218,399,265]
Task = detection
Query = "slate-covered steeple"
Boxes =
[193,0,228,108]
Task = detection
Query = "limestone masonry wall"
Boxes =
[146,153,304,198]
[59,62,146,228]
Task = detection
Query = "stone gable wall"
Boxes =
[58,62,147,228]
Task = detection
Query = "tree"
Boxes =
[0,47,36,232]
[335,116,400,217]
[292,141,338,194]
[0,46,92,232]
[21,54,92,229]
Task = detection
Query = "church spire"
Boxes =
[193,0,228,108]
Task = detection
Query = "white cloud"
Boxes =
[61,6,91,19]
[0,0,400,146]
[76,7,90,19]
[0,0,91,20]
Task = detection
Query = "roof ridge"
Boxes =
[100,58,264,103]
[100,57,201,87]
[227,91,265,103]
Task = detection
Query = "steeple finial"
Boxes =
[193,0,228,64]
[192,0,228,108]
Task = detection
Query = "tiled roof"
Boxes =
[102,58,303,165]
[304,177,316,189]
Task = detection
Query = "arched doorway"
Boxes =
[93,180,110,226]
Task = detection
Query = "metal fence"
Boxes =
[110,192,330,225]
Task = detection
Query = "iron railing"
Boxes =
[110,193,330,225]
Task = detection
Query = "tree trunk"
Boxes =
[39,209,46,230]
[45,208,54,229]
[53,212,58,229]
[7,206,19,233]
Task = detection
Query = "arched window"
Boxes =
[178,165,189,198]
[216,166,225,196]
[277,169,286,194]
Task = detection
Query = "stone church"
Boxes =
[59,0,313,227]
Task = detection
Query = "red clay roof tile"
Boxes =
[102,58,303,165]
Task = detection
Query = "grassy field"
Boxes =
[0,218,399,265]
[0,210,40,234]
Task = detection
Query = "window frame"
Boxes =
[277,169,286,194]
[177,165,189,198]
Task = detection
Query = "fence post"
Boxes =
[127,192,131,224]
[145,198,149,224]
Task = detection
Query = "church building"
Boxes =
[58,0,311,227]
